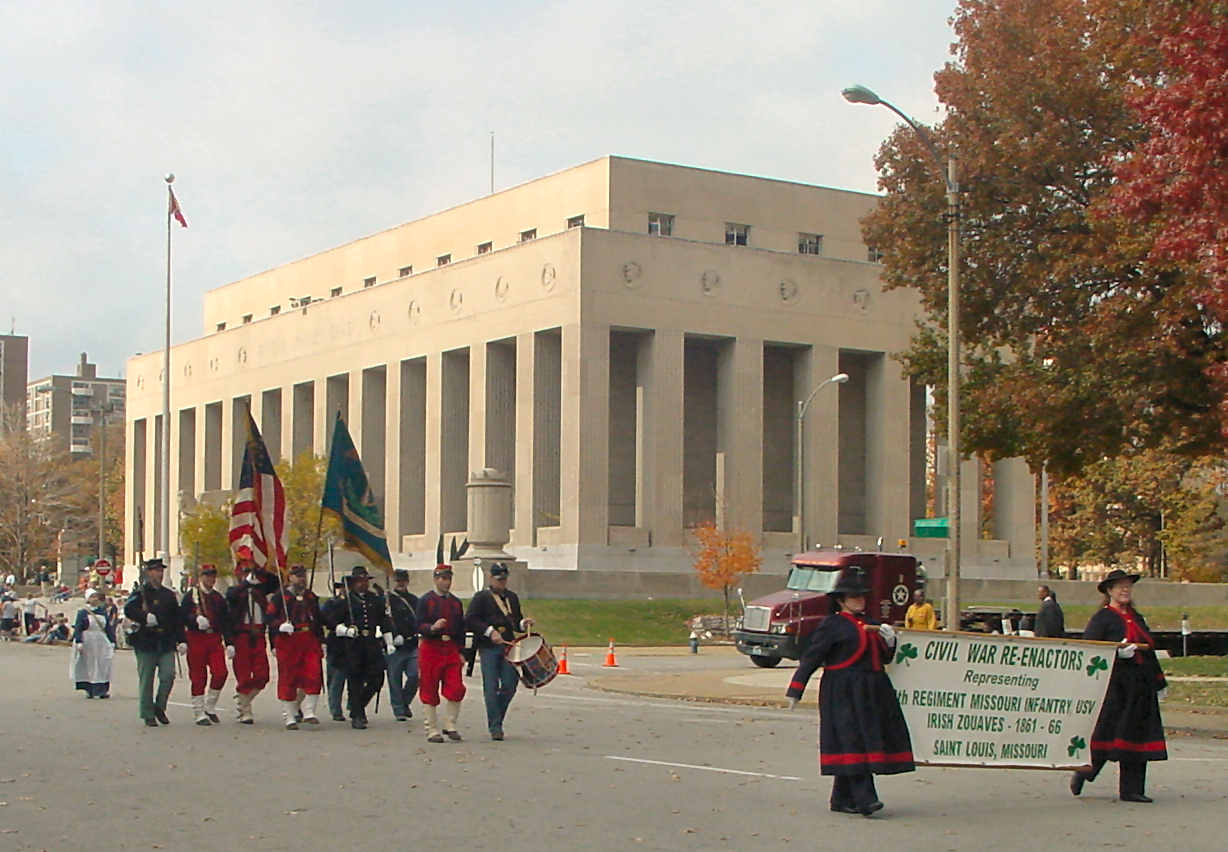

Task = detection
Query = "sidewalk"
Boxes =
[584,646,1228,738]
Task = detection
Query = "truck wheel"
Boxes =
[750,655,782,668]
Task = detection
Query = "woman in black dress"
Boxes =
[1070,569,1167,802]
[785,571,914,816]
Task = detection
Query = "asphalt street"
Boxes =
[2,642,1227,851]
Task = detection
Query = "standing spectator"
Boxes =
[22,595,45,636]
[0,595,20,639]
[72,588,116,698]
[4,571,15,588]
[38,566,51,598]
[904,588,938,630]
[1034,585,1065,638]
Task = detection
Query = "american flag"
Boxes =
[168,186,188,228]
[228,410,287,572]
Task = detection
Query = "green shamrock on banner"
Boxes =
[895,643,919,666]
[1067,736,1087,757]
[1086,656,1109,677]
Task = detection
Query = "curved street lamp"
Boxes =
[796,371,850,553]
[843,83,962,628]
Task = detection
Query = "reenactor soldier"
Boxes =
[416,546,467,744]
[123,558,187,727]
[384,568,420,723]
[225,549,280,724]
[180,564,232,725]
[332,566,388,729]
[267,564,325,729]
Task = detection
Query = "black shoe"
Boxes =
[195,717,212,726]
[443,729,462,742]
[98,693,109,699]
[491,731,504,741]
[351,717,367,730]
[332,713,346,722]
[859,801,884,817]
[405,709,413,720]
[427,733,445,743]
[1121,793,1153,803]
[295,711,304,723]
[1070,771,1087,797]
[302,716,319,725]
[144,718,159,727]
[239,718,254,725]
[395,715,408,722]
[154,709,170,725]
[205,712,219,723]
[830,803,860,815]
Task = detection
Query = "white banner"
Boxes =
[887,629,1117,769]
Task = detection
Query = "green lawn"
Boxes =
[967,602,1228,631]
[1162,656,1228,677]
[522,598,727,646]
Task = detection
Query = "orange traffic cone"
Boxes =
[602,638,619,667]
[557,645,571,675]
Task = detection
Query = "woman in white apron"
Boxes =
[71,589,116,698]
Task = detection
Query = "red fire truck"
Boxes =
[733,549,922,668]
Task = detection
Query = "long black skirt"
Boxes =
[1091,662,1166,763]
[818,668,915,776]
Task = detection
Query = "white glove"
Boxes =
[145,613,158,626]
[278,622,294,634]
[1157,688,1168,701]
[787,697,799,711]
[384,635,395,653]
[196,615,211,631]
[225,645,236,659]
[1117,643,1137,659]
[337,625,353,638]
[393,634,404,647]
[878,624,896,644]
[176,642,188,654]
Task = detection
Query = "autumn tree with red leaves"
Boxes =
[691,522,761,634]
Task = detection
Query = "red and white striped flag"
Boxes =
[228,410,287,572]
[168,186,188,228]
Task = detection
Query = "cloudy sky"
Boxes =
[3,0,958,381]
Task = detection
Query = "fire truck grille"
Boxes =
[743,606,772,632]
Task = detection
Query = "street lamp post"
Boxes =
[843,83,962,628]
[796,372,850,553]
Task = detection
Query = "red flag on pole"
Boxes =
[168,187,188,228]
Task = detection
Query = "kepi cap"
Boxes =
[489,562,509,578]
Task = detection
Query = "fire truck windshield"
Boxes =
[785,566,842,593]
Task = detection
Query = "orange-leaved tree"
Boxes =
[691,522,762,635]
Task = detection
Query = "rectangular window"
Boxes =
[567,214,585,229]
[647,212,674,236]
[216,322,226,332]
[399,265,412,277]
[269,305,281,316]
[477,241,492,255]
[798,233,823,255]
[330,286,342,297]
[520,228,537,243]
[241,314,253,325]
[437,254,451,266]
[725,222,750,246]
[363,276,376,288]
[867,246,885,263]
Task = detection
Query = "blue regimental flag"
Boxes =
[321,412,392,569]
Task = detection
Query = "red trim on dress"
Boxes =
[824,613,869,671]
[821,751,914,766]
[788,680,805,692]
[1107,605,1155,664]
[1091,739,1167,753]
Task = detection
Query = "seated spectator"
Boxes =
[22,613,71,644]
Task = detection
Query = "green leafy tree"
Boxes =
[276,451,340,570]
[861,0,1226,476]
[179,500,234,576]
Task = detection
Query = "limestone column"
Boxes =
[717,337,763,534]
[194,404,207,497]
[425,352,443,539]
[280,386,294,467]
[220,401,235,491]
[146,415,159,555]
[868,356,911,544]
[800,345,840,549]
[469,341,488,475]
[384,362,402,549]
[313,377,329,458]
[513,333,536,546]
[993,457,1036,565]
[563,323,609,545]
[642,329,685,547]
[960,457,981,562]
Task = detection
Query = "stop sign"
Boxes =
[94,559,112,576]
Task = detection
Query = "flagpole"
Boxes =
[162,174,174,565]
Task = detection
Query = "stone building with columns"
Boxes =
[123,156,1036,586]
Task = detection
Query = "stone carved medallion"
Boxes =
[495,275,509,302]
[407,300,422,325]
[852,288,871,312]
[541,262,557,291]
[700,269,721,296]
[779,279,800,304]
[183,362,192,378]
[369,309,381,331]
[622,260,642,288]
[136,375,144,389]
[449,288,464,313]
[209,357,220,373]
[237,346,248,365]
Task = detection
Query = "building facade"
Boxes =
[124,157,1035,580]
[0,333,28,429]
[28,353,126,454]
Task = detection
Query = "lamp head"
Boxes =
[841,85,881,105]
[831,372,850,384]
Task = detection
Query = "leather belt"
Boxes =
[294,625,313,633]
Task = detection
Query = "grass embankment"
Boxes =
[523,598,726,646]
[1162,656,1228,709]
[966,602,1228,631]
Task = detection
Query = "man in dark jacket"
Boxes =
[384,568,419,723]
[332,566,388,729]
[466,561,534,740]
[1035,585,1065,638]
[321,580,350,721]
[123,559,186,727]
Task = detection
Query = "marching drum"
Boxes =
[504,633,559,690]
